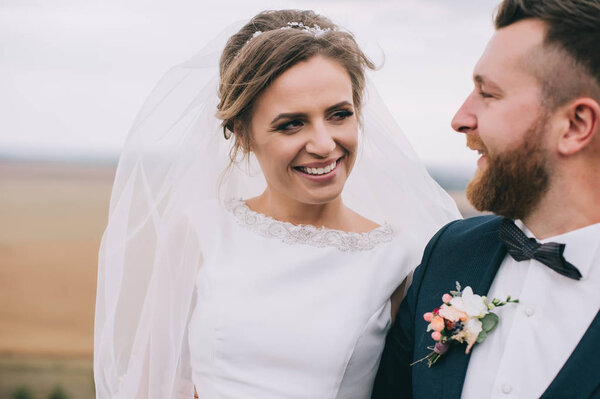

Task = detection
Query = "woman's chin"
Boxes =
[295,185,346,206]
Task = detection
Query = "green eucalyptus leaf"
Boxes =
[477,330,487,344]
[481,313,499,332]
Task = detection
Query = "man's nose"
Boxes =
[451,92,477,134]
[305,122,336,156]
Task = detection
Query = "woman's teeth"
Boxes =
[299,160,337,175]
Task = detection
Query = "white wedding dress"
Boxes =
[187,199,416,399]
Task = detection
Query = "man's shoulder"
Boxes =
[434,214,502,243]
[420,214,503,264]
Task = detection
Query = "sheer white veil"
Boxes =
[93,21,461,398]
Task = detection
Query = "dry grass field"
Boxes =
[0,161,114,398]
[0,160,476,398]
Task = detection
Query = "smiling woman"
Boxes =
[94,9,460,399]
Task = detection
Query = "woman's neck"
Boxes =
[246,189,347,230]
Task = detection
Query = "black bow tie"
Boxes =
[498,218,582,280]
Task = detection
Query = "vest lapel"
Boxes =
[412,223,507,398]
[440,237,506,398]
[540,310,600,398]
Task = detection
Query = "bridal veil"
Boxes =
[93,22,460,398]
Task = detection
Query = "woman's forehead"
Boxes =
[253,56,354,117]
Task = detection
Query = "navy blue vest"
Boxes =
[372,216,600,399]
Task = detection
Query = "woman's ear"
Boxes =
[557,97,600,156]
[232,119,242,135]
[233,119,252,153]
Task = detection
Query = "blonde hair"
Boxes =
[216,10,375,162]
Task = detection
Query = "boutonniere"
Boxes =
[413,282,519,367]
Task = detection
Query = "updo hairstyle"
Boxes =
[216,10,375,162]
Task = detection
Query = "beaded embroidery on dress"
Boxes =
[225,198,394,251]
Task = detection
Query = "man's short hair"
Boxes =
[495,0,600,109]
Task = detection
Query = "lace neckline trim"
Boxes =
[225,198,394,251]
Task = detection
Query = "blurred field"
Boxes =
[0,160,476,398]
[0,161,114,398]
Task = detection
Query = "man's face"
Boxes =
[451,19,553,219]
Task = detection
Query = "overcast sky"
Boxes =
[0,0,500,168]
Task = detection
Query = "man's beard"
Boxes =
[466,117,551,220]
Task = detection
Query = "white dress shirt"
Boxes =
[461,221,600,399]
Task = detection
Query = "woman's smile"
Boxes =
[293,157,343,181]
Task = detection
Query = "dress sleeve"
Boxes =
[371,220,457,399]
[370,266,421,399]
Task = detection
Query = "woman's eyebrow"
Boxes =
[270,101,353,125]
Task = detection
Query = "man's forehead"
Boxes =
[473,19,547,83]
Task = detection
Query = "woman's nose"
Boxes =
[305,123,336,156]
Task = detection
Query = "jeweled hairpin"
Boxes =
[281,21,331,36]
[239,22,332,58]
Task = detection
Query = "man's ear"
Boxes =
[557,97,600,155]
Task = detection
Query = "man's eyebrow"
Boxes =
[269,101,353,125]
[474,74,503,92]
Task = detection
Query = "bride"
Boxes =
[94,9,460,399]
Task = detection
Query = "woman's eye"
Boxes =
[330,110,354,120]
[479,91,493,99]
[276,120,303,132]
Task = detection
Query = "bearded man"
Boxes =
[372,0,600,397]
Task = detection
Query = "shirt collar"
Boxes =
[516,220,600,280]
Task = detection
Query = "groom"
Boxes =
[372,0,600,398]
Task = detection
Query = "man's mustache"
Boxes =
[466,134,487,154]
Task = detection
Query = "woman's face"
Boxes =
[247,55,358,206]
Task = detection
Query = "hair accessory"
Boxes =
[240,30,264,52]
[239,22,330,57]
[282,21,331,36]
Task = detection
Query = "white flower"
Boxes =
[465,317,483,336]
[451,317,482,354]
[464,318,483,353]
[450,286,488,318]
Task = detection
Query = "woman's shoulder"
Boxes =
[178,198,235,236]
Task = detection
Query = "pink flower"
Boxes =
[423,312,433,322]
[442,293,453,303]
[431,331,442,341]
[438,304,468,322]
[430,316,445,332]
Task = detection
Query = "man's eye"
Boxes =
[479,91,493,99]
[276,120,303,132]
[331,110,354,120]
